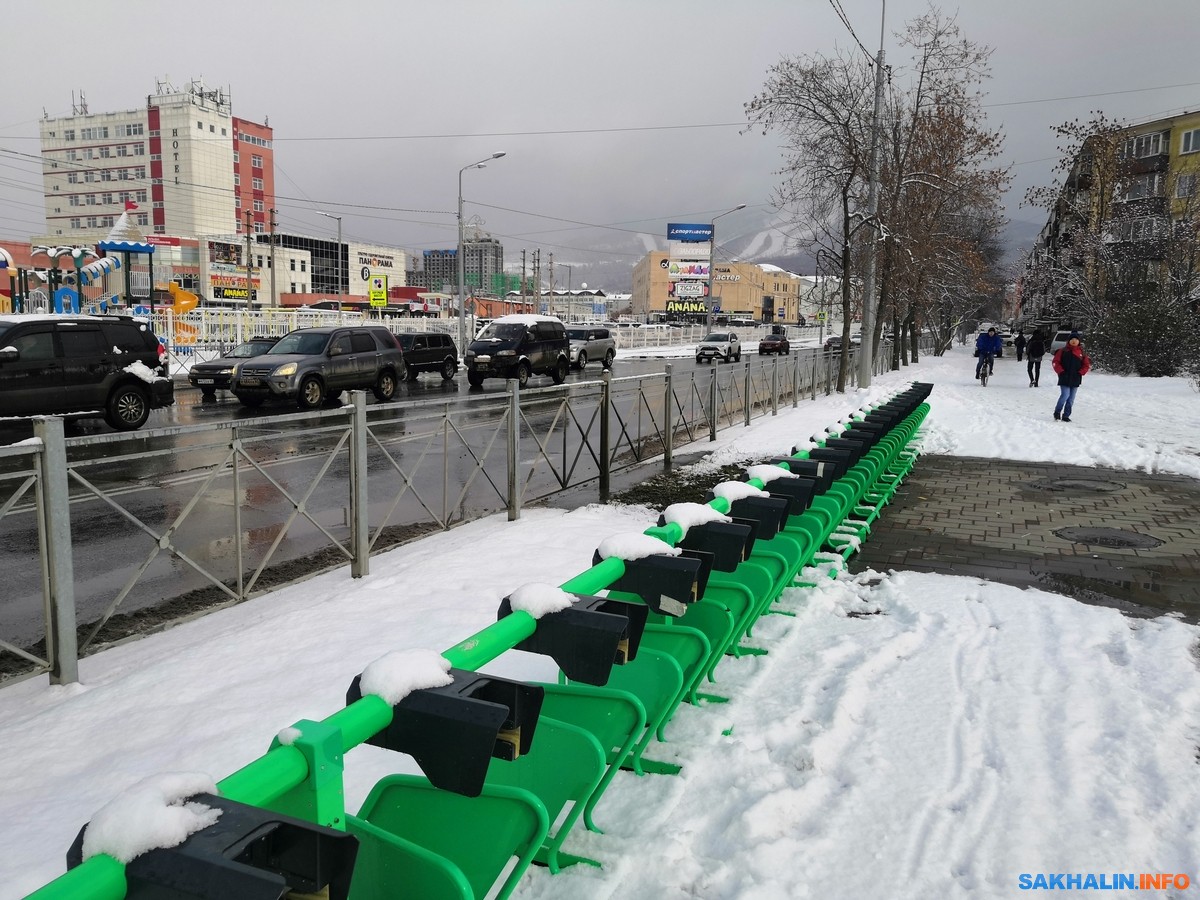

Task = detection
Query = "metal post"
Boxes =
[744,360,752,426]
[792,351,799,408]
[232,425,244,599]
[708,368,718,441]
[269,208,277,308]
[244,210,253,312]
[349,391,369,577]
[857,1,887,389]
[705,204,746,330]
[663,363,673,471]
[771,357,779,416]
[599,370,611,502]
[34,417,78,685]
[507,379,521,520]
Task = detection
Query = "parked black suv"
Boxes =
[187,336,279,398]
[463,315,570,388]
[230,325,407,409]
[396,332,458,381]
[0,314,173,430]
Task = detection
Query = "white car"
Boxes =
[1050,330,1083,353]
[696,332,742,364]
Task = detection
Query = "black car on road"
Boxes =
[187,336,279,398]
[0,314,173,430]
[231,325,407,409]
[464,315,569,388]
[396,332,458,381]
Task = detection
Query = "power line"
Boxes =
[826,0,874,60]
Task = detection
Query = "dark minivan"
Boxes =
[463,315,570,388]
[0,314,173,430]
[396,332,459,381]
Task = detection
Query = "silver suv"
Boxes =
[696,331,742,364]
[231,325,407,409]
[566,326,616,371]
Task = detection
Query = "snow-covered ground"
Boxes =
[2,348,1198,899]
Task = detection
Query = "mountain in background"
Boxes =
[530,207,1042,293]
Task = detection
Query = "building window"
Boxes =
[197,121,203,130]
[290,259,296,271]
[1117,172,1164,201]
[64,129,75,141]
[133,144,144,156]
[291,283,296,292]
[233,151,239,164]
[101,192,113,204]
[102,216,114,227]
[66,149,77,161]
[252,177,263,190]
[253,199,264,212]
[69,195,80,206]
[1178,173,1198,199]
[83,148,94,160]
[84,171,96,183]
[67,172,79,184]
[233,174,240,186]
[1122,130,1168,159]
[117,145,128,157]
[137,190,147,202]
[221,128,227,136]
[210,124,215,133]
[235,197,241,208]
[252,154,263,167]
[1183,129,1200,155]
[254,222,265,233]
[87,216,98,228]
[136,213,149,226]
[70,218,81,229]
[300,260,307,273]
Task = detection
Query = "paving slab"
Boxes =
[851,455,1200,623]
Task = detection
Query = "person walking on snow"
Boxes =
[975,327,1002,380]
[1014,331,1026,362]
[1051,332,1090,421]
[1026,331,1047,386]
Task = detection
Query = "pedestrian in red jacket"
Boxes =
[1051,332,1091,422]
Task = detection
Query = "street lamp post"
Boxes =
[560,263,573,321]
[317,212,343,311]
[706,204,746,329]
[458,152,506,353]
[857,1,887,389]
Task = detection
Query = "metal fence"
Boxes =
[0,343,925,687]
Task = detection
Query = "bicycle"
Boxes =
[977,352,996,386]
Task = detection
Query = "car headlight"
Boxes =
[217,367,235,376]
[273,362,298,376]
[495,350,517,357]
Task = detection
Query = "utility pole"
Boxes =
[269,208,277,308]
[533,250,541,315]
[521,249,527,313]
[547,251,555,318]
[858,1,887,389]
[243,209,253,312]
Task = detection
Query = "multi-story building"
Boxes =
[1021,109,1200,324]
[38,79,272,242]
[414,228,504,295]
[632,251,832,324]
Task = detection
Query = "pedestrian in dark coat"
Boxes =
[1014,331,1027,362]
[1026,331,1047,387]
[1051,332,1091,421]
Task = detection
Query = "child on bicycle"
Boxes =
[975,327,1002,380]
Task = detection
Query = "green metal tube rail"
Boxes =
[26,388,929,900]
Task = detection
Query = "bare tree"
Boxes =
[747,6,1009,387]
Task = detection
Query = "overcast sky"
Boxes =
[1,0,1198,270]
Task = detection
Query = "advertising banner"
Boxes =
[666,299,709,315]
[667,223,713,242]
[667,260,710,281]
[668,240,710,259]
[674,281,706,297]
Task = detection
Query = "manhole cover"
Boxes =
[1031,477,1126,493]
[1053,526,1163,549]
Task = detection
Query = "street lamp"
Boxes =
[458,152,506,352]
[559,263,573,321]
[317,212,343,311]
[706,204,746,329]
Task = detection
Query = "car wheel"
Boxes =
[105,384,150,431]
[200,387,217,400]
[735,351,742,362]
[467,371,484,388]
[373,369,398,402]
[576,351,587,371]
[235,393,264,408]
[551,358,568,385]
[724,351,731,364]
[297,375,326,410]
[440,359,457,381]
[603,349,615,368]
[515,362,531,388]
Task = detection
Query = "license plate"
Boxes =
[196,378,215,385]
[238,376,263,386]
